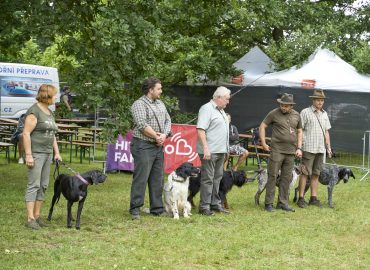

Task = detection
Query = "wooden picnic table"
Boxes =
[0,122,18,127]
[55,119,95,124]
[0,123,18,133]
[0,118,18,124]
[56,130,78,163]
[56,123,82,130]
[239,134,271,141]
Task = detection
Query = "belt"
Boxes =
[133,137,158,145]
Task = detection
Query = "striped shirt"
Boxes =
[131,95,172,143]
[301,105,331,154]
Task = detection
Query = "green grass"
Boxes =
[1,147,370,269]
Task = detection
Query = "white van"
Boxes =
[0,63,59,118]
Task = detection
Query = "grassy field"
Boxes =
[1,146,370,269]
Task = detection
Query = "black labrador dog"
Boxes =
[48,170,107,230]
[293,166,355,208]
[188,169,247,209]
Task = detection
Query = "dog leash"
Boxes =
[55,159,90,185]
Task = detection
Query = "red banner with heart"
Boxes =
[164,124,201,173]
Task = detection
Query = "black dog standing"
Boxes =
[188,169,247,209]
[48,170,107,230]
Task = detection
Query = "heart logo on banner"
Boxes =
[176,139,192,155]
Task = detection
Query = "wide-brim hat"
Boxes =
[277,93,295,104]
[309,89,329,99]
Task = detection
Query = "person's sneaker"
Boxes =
[297,199,308,208]
[131,214,141,220]
[18,158,24,164]
[36,217,50,227]
[25,219,41,230]
[309,199,325,207]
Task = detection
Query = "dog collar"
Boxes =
[77,174,90,185]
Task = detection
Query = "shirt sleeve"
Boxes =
[25,106,37,119]
[62,95,68,101]
[324,112,331,131]
[297,114,302,129]
[229,125,239,141]
[196,105,211,130]
[163,106,172,137]
[262,110,274,126]
[131,100,149,133]
[300,110,307,130]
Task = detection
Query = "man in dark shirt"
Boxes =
[60,86,72,112]
[223,113,249,171]
[259,93,303,212]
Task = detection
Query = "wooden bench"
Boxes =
[72,142,94,163]
[57,141,94,163]
[93,142,108,145]
[84,132,96,136]
[248,152,271,165]
[0,142,14,163]
[247,145,265,150]
[1,137,19,158]
[76,135,93,141]
[228,154,241,168]
[0,132,12,140]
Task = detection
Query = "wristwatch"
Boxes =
[297,147,302,151]
[327,148,331,151]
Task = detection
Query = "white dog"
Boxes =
[163,163,199,220]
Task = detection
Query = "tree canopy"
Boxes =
[0,0,369,141]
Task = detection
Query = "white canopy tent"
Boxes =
[243,48,370,92]
[233,46,275,76]
[190,46,275,85]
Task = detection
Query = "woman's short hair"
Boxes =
[141,77,161,95]
[36,84,58,105]
[213,86,231,99]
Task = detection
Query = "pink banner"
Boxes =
[163,124,201,173]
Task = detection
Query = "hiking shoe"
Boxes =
[297,199,308,208]
[18,158,24,164]
[265,205,274,212]
[199,209,215,216]
[309,199,326,207]
[210,207,230,215]
[25,219,41,230]
[277,205,295,212]
[36,217,50,227]
[131,214,141,220]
